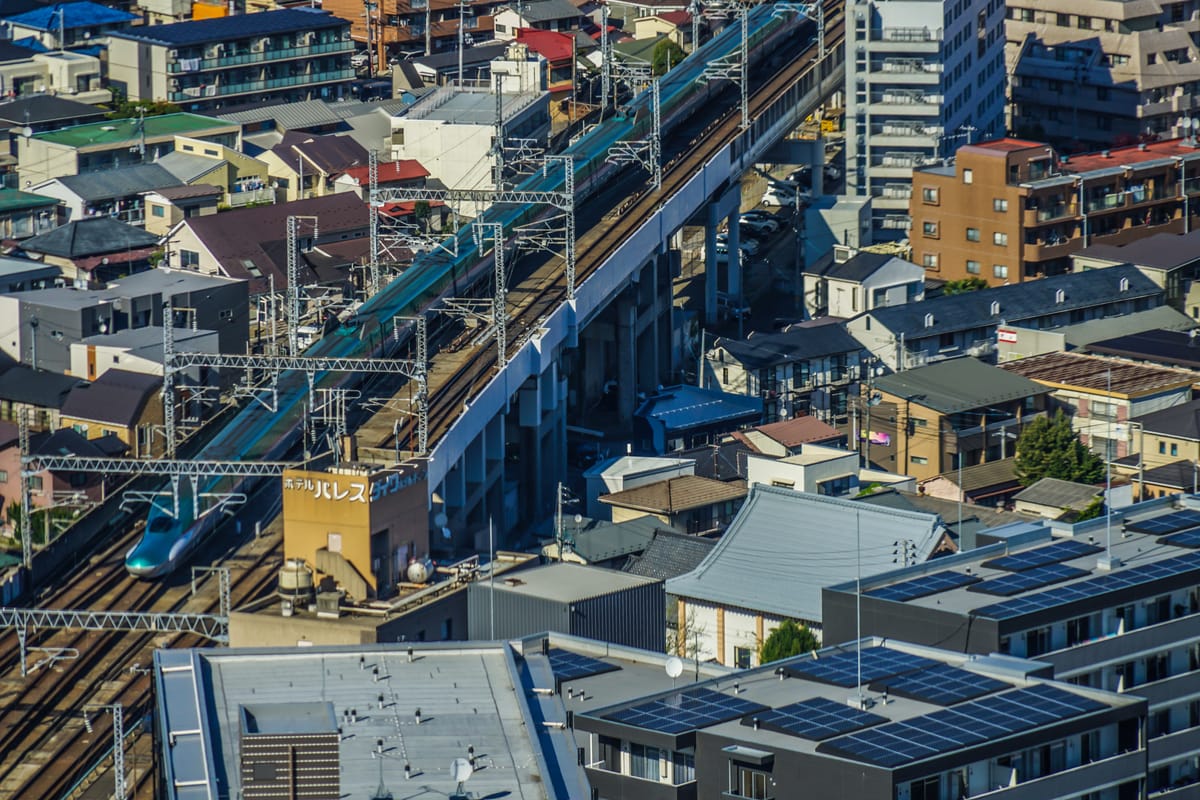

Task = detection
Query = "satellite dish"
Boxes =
[434,512,448,528]
[450,757,474,784]
[573,513,582,525]
[665,656,684,679]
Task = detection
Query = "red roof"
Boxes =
[377,200,446,217]
[967,137,1045,153]
[516,27,575,62]
[1066,138,1199,172]
[340,159,430,186]
[655,9,691,25]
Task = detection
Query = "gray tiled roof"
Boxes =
[625,530,716,581]
[875,357,1050,414]
[715,324,862,369]
[0,363,86,408]
[60,368,160,427]
[1013,477,1102,511]
[21,217,159,258]
[54,163,181,201]
[1135,398,1200,441]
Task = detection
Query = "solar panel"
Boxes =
[980,539,1101,572]
[545,648,620,681]
[745,697,887,741]
[973,551,1200,620]
[1158,529,1200,549]
[817,684,1106,767]
[785,648,938,687]
[604,688,768,734]
[967,563,1090,596]
[1125,509,1200,535]
[864,571,980,602]
[872,664,1008,705]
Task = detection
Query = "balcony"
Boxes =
[876,26,941,42]
[1084,193,1126,213]
[972,750,1147,800]
[1023,238,1076,262]
[168,39,354,72]
[170,68,356,101]
[1024,203,1075,225]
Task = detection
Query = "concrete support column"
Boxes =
[616,292,637,422]
[704,203,721,325]
[726,210,742,301]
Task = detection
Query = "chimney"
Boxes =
[1102,149,1110,158]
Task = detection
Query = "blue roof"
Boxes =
[6,2,137,31]
[10,36,48,52]
[635,384,761,432]
[111,8,348,47]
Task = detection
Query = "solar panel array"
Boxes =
[872,664,1008,705]
[746,697,887,741]
[785,648,938,687]
[863,570,980,602]
[973,551,1200,619]
[1158,530,1200,549]
[1125,509,1200,535]
[545,648,620,681]
[967,563,1090,597]
[604,688,768,734]
[817,684,1106,767]
[981,539,1100,572]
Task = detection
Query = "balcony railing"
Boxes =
[168,39,354,72]
[170,68,355,101]
[878,26,941,42]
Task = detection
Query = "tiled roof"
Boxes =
[60,368,160,428]
[339,159,429,185]
[151,183,223,201]
[1135,398,1200,441]
[875,357,1050,415]
[930,457,1019,493]
[1013,477,1102,511]
[0,189,59,213]
[999,351,1194,397]
[624,530,715,581]
[21,217,159,258]
[29,427,127,459]
[110,8,347,46]
[53,163,182,201]
[1085,326,1200,370]
[272,131,368,176]
[0,363,86,408]
[0,95,106,126]
[714,324,862,369]
[1137,459,1195,490]
[635,385,762,431]
[739,416,843,449]
[7,1,136,31]
[507,0,581,22]
[599,475,747,514]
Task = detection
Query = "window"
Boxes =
[922,221,938,237]
[993,232,1008,245]
[963,168,973,184]
[597,736,621,772]
[993,198,1008,212]
[1171,443,1179,456]
[28,475,43,491]
[966,227,980,242]
[734,646,753,668]
[966,260,981,274]
[1159,441,1167,454]
[152,205,165,218]
[993,264,1008,279]
[733,765,769,799]
[922,253,938,268]
[922,186,939,203]
[817,475,853,496]
[911,776,940,800]
[0,469,6,483]
[180,249,200,268]
[1091,400,1116,421]
[1147,52,1157,65]
[630,743,661,781]
[672,751,695,784]
[1025,626,1051,657]
[911,455,929,465]
[1076,14,1091,28]
[1066,615,1091,646]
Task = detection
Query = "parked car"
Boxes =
[351,51,369,68]
[762,186,807,207]
[739,216,779,236]
[741,209,782,227]
[716,233,761,255]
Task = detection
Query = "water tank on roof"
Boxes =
[406,557,434,584]
[278,558,315,608]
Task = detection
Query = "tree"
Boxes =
[1014,410,1105,487]
[651,38,686,76]
[943,277,989,295]
[759,619,819,664]
[106,98,181,120]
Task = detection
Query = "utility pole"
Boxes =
[18,408,33,570]
[458,0,467,86]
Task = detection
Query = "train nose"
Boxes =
[125,549,164,578]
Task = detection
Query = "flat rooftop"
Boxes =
[33,113,235,148]
[490,562,659,603]
[405,87,540,126]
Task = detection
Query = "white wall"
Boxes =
[745,449,858,494]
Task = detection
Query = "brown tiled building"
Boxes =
[598,475,747,535]
[910,137,1200,286]
[323,0,503,60]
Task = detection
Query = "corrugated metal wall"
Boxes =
[467,583,570,641]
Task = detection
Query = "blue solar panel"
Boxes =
[1158,530,1200,549]
[785,648,938,687]
[967,563,1090,596]
[746,697,887,741]
[604,688,768,734]
[817,684,1106,767]
[545,648,620,681]
[1125,509,1200,535]
[981,539,1100,572]
[973,551,1200,619]
[872,664,1008,705]
[864,571,980,602]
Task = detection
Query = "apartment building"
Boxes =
[106,9,355,114]
[843,0,1007,236]
[910,137,1200,284]
[1007,0,1200,148]
[824,496,1200,796]
[323,0,502,60]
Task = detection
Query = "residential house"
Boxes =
[996,306,1199,363]
[59,368,163,457]
[0,48,107,112]
[538,515,661,567]
[324,0,502,62]
[846,264,1163,371]
[0,256,61,292]
[493,0,585,40]
[1072,229,1200,311]
[802,245,925,319]
[1134,460,1199,499]
[163,192,369,293]
[917,457,1022,507]
[856,485,1024,549]
[216,97,413,150]
[5,1,136,50]
[0,95,106,168]
[17,217,160,287]
[744,446,857,497]
[678,436,757,481]
[69,326,218,381]
[260,131,368,202]
[666,486,954,667]
[910,137,1200,284]
[514,28,580,94]
[0,189,58,239]
[141,184,223,237]
[154,136,274,209]
[706,322,864,423]
[1013,477,1103,518]
[333,158,429,199]
[1000,351,1195,459]
[1133,399,1200,473]
[632,10,694,49]
[623,528,716,581]
[1085,328,1200,373]
[582,454,694,519]
[106,9,356,114]
[407,42,509,87]
[598,474,747,533]
[17,113,241,186]
[30,163,184,226]
[633,384,762,453]
[731,416,846,453]
[871,357,1051,480]
[0,363,86,430]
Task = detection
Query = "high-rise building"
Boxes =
[844,0,1007,237]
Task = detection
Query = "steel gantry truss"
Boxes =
[287,215,319,357]
[606,77,662,190]
[440,222,508,368]
[83,704,127,800]
[697,0,750,129]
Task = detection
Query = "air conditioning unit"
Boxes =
[168,49,178,58]
[170,78,179,88]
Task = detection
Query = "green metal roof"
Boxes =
[0,189,58,212]
[32,113,236,149]
[875,357,1051,415]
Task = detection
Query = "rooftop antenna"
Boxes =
[450,756,474,799]
[369,754,393,800]
[1099,367,1121,570]
[852,509,866,709]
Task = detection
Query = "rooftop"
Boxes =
[1086,327,1200,370]
[1013,477,1102,511]
[1065,137,1200,174]
[150,183,223,201]
[0,363,86,408]
[406,86,541,126]
[32,113,235,149]
[488,562,659,603]
[0,94,107,126]
[599,475,748,514]
[712,324,862,369]
[60,368,160,427]
[272,131,368,176]
[930,457,1019,493]
[6,1,137,31]
[623,529,716,581]
[875,357,1050,414]
[506,0,582,22]
[635,384,762,431]
[1075,229,1200,271]
[51,162,182,201]
[340,159,429,185]
[111,8,347,47]
[0,189,58,213]
[20,217,160,258]
[666,486,948,622]
[1061,305,1197,349]
[963,137,1046,153]
[1135,398,1200,440]
[999,351,1195,397]
[735,416,844,450]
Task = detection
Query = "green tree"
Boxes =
[651,38,687,76]
[413,200,431,232]
[1014,410,1105,487]
[106,98,181,120]
[1069,495,1105,522]
[759,619,820,664]
[943,277,989,295]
